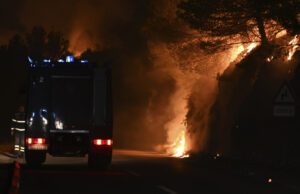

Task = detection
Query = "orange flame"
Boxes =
[266,56,274,62]
[68,29,97,57]
[246,43,257,54]
[164,41,259,159]
[171,131,189,158]
[287,35,299,61]
[229,42,259,64]
[165,98,190,158]
[276,30,287,39]
[163,71,194,159]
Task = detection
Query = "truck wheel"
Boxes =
[88,151,112,170]
[25,150,46,166]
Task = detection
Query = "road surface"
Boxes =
[0,149,299,194]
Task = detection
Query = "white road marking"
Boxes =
[157,185,178,194]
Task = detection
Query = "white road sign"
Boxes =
[273,82,297,117]
[273,105,295,117]
[274,84,296,104]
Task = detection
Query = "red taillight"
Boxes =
[26,138,46,145]
[37,138,45,144]
[93,139,113,146]
[26,138,33,145]
[107,139,112,146]
[95,139,102,145]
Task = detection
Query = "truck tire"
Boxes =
[88,151,112,170]
[25,150,46,166]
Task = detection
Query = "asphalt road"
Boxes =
[0,149,300,194]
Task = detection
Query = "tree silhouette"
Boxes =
[26,26,46,60]
[45,30,69,59]
[0,26,72,141]
[177,0,299,49]
[25,26,69,60]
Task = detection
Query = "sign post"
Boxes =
[273,81,297,166]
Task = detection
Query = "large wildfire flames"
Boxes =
[163,72,192,158]
[67,33,298,159]
[62,1,299,159]
[172,131,189,158]
[163,34,298,158]
[163,41,260,158]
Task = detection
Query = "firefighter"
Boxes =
[11,106,25,157]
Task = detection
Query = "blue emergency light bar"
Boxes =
[28,56,33,63]
[66,56,74,63]
[80,60,88,63]
[28,56,90,68]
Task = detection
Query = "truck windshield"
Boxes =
[51,76,92,130]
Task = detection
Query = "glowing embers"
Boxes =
[93,139,113,146]
[26,138,47,150]
[170,131,189,158]
[266,56,274,62]
[287,35,299,61]
[213,153,222,160]
[267,178,273,183]
[276,30,287,39]
[265,35,299,63]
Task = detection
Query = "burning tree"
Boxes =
[177,0,299,49]
[173,0,300,158]
[160,0,300,157]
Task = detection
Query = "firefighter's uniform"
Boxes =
[11,112,25,156]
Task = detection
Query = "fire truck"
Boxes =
[25,56,113,168]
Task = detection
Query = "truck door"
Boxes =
[91,66,113,139]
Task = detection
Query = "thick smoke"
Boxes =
[3,0,240,152]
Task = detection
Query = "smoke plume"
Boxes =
[2,0,245,153]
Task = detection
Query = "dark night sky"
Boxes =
[0,0,78,43]
[0,0,153,50]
